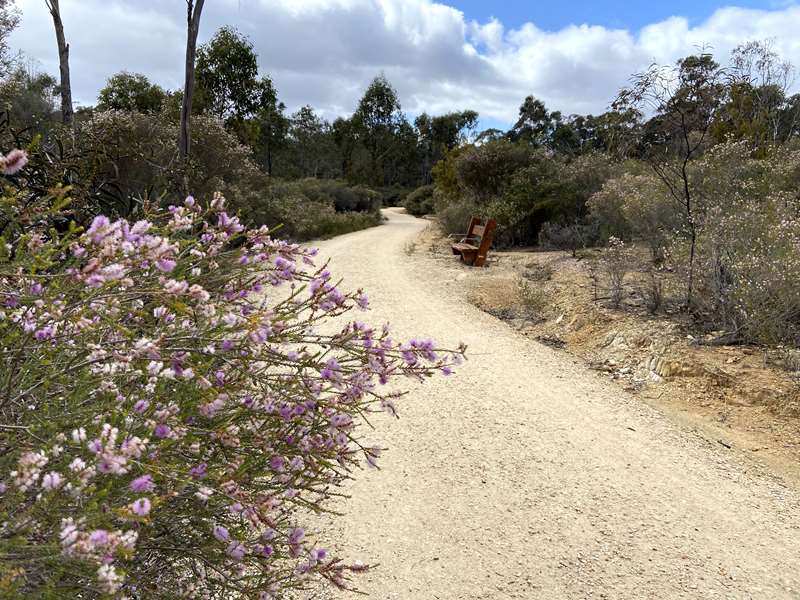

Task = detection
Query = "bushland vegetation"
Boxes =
[425,42,800,347]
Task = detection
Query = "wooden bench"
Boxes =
[450,216,497,267]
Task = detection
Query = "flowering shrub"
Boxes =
[0,180,462,597]
[588,141,800,344]
[687,141,800,343]
[587,173,677,261]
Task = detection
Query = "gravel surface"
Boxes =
[314,208,800,600]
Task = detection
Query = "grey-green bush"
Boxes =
[403,185,435,216]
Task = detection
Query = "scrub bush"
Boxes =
[0,164,461,598]
[403,185,435,216]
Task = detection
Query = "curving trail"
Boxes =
[314,208,800,600]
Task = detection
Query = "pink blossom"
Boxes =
[226,541,246,561]
[156,258,177,273]
[130,497,151,516]
[1,149,28,175]
[41,471,63,491]
[129,474,154,493]
[213,525,229,542]
[288,528,305,545]
[89,529,109,547]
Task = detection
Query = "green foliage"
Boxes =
[712,40,800,148]
[0,66,58,129]
[97,72,166,113]
[508,95,555,146]
[415,110,478,182]
[403,184,435,216]
[351,74,404,186]
[275,105,339,179]
[243,178,382,241]
[432,143,615,247]
[373,185,411,207]
[430,146,464,207]
[685,141,800,343]
[455,140,531,203]
[196,26,262,121]
[436,199,477,236]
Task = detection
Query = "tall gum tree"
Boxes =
[179,0,205,160]
[44,0,72,126]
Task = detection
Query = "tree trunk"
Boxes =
[45,0,73,126]
[179,0,205,160]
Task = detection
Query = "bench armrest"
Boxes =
[449,234,480,243]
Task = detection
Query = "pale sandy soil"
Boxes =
[312,208,800,600]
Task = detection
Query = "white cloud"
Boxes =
[10,0,800,126]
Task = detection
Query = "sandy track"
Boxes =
[314,208,800,599]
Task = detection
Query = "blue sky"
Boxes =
[11,0,800,127]
[453,0,782,30]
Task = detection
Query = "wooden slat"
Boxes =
[452,243,479,251]
[472,225,486,237]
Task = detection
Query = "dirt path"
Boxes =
[314,208,800,600]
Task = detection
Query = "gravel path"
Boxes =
[314,208,800,600]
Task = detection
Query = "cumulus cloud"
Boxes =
[10,0,800,125]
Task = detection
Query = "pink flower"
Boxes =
[226,541,246,561]
[156,258,177,273]
[41,471,63,491]
[288,527,305,545]
[86,215,112,244]
[130,497,151,516]
[89,529,109,547]
[213,525,229,542]
[1,149,28,175]
[129,474,154,493]
[356,291,369,309]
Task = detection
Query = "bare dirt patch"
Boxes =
[414,220,800,484]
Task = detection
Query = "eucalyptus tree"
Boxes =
[179,0,205,159]
[44,0,72,126]
[615,53,726,308]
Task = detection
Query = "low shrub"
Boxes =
[374,185,411,207]
[587,173,676,262]
[403,185,435,216]
[523,262,554,282]
[0,183,462,598]
[517,278,548,321]
[437,200,477,236]
[684,142,800,344]
[289,179,379,213]
[538,221,600,256]
[249,179,382,241]
[642,269,665,314]
[603,237,629,308]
